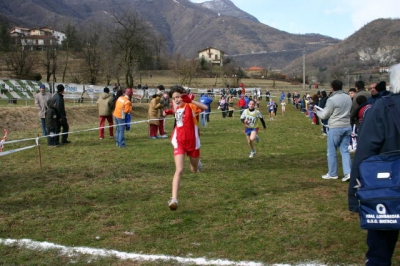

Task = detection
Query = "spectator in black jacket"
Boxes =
[348,63,400,265]
[45,98,60,147]
[318,90,329,135]
[367,81,391,105]
[52,84,70,145]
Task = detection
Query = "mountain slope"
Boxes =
[0,0,340,69]
[283,19,400,76]
[196,0,259,23]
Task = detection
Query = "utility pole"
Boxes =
[303,49,306,90]
[348,74,350,89]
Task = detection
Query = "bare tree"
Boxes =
[4,46,37,79]
[43,44,58,82]
[153,34,167,70]
[81,32,101,85]
[110,10,155,88]
[174,57,199,87]
[61,24,81,82]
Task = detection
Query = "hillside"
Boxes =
[283,19,400,78]
[0,0,339,69]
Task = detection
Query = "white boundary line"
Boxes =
[0,238,264,265]
[0,238,326,265]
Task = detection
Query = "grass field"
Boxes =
[1,92,398,265]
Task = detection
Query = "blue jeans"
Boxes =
[40,118,47,135]
[200,113,206,127]
[114,117,126,147]
[326,127,351,176]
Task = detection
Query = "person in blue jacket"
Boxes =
[280,91,285,103]
[244,95,250,108]
[348,64,400,266]
[199,93,213,125]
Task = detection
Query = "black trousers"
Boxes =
[366,229,399,266]
[46,126,58,146]
[57,117,69,144]
[221,108,227,118]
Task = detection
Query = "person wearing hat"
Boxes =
[52,84,71,145]
[148,90,167,139]
[367,81,391,105]
[113,88,133,147]
[96,87,114,139]
[34,84,52,136]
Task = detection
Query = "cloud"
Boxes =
[346,0,400,30]
[323,7,345,15]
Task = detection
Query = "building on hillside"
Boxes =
[379,66,389,73]
[245,66,265,78]
[198,47,225,66]
[9,26,66,50]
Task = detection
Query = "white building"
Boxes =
[198,47,225,66]
[9,26,66,49]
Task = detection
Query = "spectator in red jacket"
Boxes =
[238,96,246,115]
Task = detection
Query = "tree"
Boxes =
[173,56,198,87]
[4,46,37,79]
[110,10,155,88]
[200,56,208,71]
[43,44,58,82]
[233,67,246,87]
[0,14,11,53]
[153,34,167,70]
[61,24,82,82]
[81,32,101,84]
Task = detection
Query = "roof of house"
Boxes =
[197,47,225,54]
[246,66,264,71]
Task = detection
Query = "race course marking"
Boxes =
[0,238,263,265]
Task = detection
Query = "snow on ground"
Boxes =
[0,238,325,266]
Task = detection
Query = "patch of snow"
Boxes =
[0,238,327,266]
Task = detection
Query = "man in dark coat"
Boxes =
[52,84,70,145]
[348,63,400,265]
[45,98,60,147]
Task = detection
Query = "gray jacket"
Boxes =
[315,90,352,129]
[34,92,52,118]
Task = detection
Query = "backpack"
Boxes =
[356,97,400,230]
[356,151,400,230]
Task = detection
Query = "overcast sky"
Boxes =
[189,0,400,39]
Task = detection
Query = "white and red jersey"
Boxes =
[171,103,202,151]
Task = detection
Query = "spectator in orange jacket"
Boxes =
[113,88,133,148]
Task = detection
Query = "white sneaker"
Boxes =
[168,199,178,211]
[249,151,256,158]
[197,160,203,172]
[342,174,350,182]
[159,134,168,138]
[322,173,338,179]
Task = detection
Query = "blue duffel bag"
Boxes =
[356,151,400,230]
